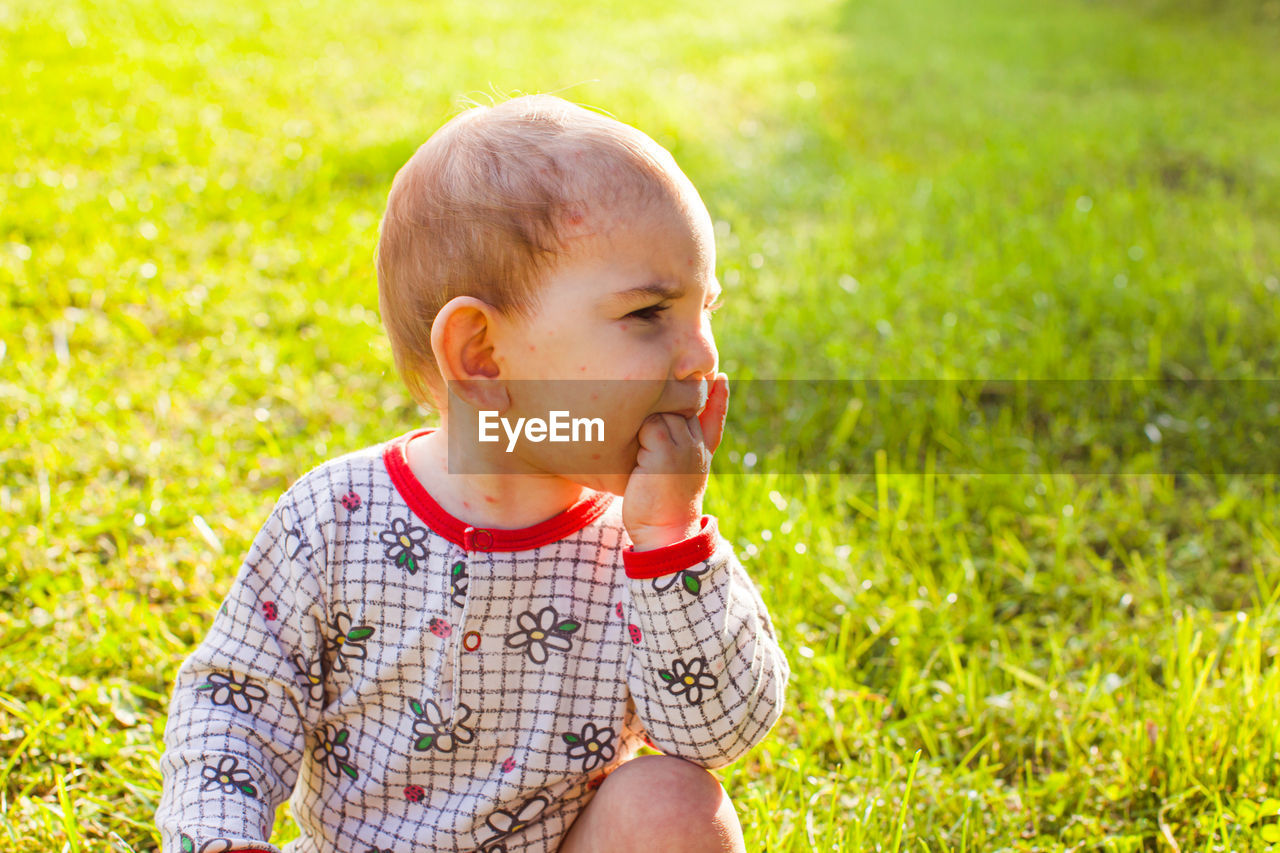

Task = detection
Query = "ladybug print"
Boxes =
[614,601,624,619]
[588,772,607,790]
[404,784,425,802]
[627,624,642,644]
[262,601,278,621]
[429,617,451,638]
[340,491,362,511]
[501,756,516,773]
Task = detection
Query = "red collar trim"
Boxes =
[382,428,615,552]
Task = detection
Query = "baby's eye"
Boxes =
[625,304,670,322]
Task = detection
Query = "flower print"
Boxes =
[340,491,362,511]
[284,528,310,560]
[659,656,718,705]
[325,611,374,673]
[180,837,238,853]
[484,796,548,846]
[312,725,358,780]
[197,841,236,853]
[194,672,267,714]
[652,564,709,596]
[504,606,580,665]
[409,697,476,754]
[282,508,312,561]
[200,756,257,797]
[380,517,429,575]
[450,561,469,608]
[364,847,392,853]
[562,722,615,772]
[291,654,325,702]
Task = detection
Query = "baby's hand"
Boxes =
[623,373,729,551]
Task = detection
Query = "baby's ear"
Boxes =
[430,296,509,412]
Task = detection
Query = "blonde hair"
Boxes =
[375,95,683,407]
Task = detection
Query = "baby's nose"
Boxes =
[678,324,718,382]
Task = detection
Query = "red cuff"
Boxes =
[622,516,718,579]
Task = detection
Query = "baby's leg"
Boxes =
[558,755,745,852]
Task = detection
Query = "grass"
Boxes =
[3,0,1279,849]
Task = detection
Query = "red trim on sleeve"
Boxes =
[383,429,614,552]
[622,516,718,579]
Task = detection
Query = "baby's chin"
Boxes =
[514,433,640,496]
[549,443,639,497]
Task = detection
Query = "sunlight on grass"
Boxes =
[3,0,1279,848]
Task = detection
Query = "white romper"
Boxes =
[157,429,789,852]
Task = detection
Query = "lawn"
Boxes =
[3,0,1279,849]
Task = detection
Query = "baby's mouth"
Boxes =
[653,380,709,421]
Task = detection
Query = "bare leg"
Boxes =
[558,755,746,853]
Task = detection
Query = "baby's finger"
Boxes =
[686,408,706,448]
[637,412,676,448]
[697,373,730,453]
[660,413,694,447]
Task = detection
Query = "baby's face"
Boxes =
[493,194,722,494]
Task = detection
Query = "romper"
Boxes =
[156,428,790,852]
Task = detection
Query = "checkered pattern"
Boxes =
[156,432,789,853]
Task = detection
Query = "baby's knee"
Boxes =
[607,754,722,806]
[596,755,742,850]
[561,755,744,852]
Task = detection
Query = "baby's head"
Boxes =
[375,95,718,410]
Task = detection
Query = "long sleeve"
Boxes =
[156,492,329,852]
[621,516,789,769]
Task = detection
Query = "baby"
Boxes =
[157,95,790,853]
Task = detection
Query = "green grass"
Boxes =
[3,0,1279,849]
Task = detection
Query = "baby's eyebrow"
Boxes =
[606,282,685,304]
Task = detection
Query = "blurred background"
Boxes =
[3,0,1279,848]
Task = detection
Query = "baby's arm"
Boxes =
[622,520,790,767]
[620,375,789,766]
[156,492,326,852]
